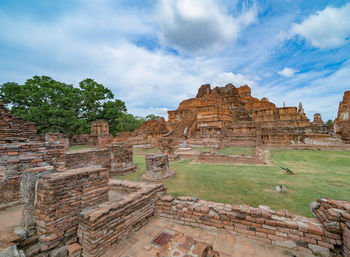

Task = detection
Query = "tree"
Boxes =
[79,78,114,122]
[117,113,144,132]
[145,114,161,120]
[100,100,127,136]
[326,119,333,126]
[0,76,86,135]
[0,76,129,136]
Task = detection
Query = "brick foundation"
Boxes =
[65,142,136,176]
[155,196,350,256]
[78,180,166,257]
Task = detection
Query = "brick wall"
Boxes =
[0,142,66,209]
[0,102,36,143]
[108,143,136,176]
[65,149,111,170]
[65,143,136,176]
[311,198,350,256]
[35,167,109,252]
[78,180,166,257]
[156,196,345,256]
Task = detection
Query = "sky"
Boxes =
[0,0,350,121]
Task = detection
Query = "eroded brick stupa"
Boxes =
[334,91,350,143]
[167,84,337,146]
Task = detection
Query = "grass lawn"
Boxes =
[114,149,350,217]
[133,147,158,154]
[68,145,90,151]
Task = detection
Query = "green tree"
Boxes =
[79,78,114,122]
[0,76,86,135]
[0,76,130,136]
[100,100,127,136]
[117,113,145,132]
[145,114,161,120]
[326,119,333,126]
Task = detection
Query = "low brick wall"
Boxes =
[35,167,109,252]
[311,198,350,256]
[65,143,136,176]
[65,149,111,170]
[156,196,343,256]
[78,180,166,257]
[197,152,265,165]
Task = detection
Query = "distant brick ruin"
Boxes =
[167,84,341,147]
[88,120,114,148]
[116,84,349,149]
[334,91,350,143]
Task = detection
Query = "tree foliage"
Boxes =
[0,76,129,136]
[145,114,161,120]
[326,119,333,126]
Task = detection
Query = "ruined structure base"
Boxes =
[111,164,137,176]
[142,169,176,182]
[178,147,192,151]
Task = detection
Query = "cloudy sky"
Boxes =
[0,0,349,121]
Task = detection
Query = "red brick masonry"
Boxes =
[78,180,166,257]
[156,196,350,256]
[35,167,109,252]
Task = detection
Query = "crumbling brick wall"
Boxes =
[35,167,109,252]
[156,196,346,256]
[65,149,111,170]
[78,180,166,257]
[0,102,36,143]
[0,142,66,209]
[65,143,136,176]
[311,198,350,256]
[0,102,66,209]
[108,143,136,176]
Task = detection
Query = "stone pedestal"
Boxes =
[142,154,176,181]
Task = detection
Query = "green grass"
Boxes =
[115,150,350,217]
[218,147,254,156]
[69,145,89,151]
[133,147,158,154]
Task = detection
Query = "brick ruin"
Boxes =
[65,142,136,176]
[167,84,343,147]
[1,91,350,256]
[0,103,136,210]
[142,154,176,181]
[156,196,350,257]
[4,171,350,257]
[196,147,266,165]
[116,118,169,145]
[116,84,350,149]
[334,91,350,143]
[88,121,114,148]
[0,103,66,210]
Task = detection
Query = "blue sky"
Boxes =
[0,0,349,121]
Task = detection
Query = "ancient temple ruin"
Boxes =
[167,84,340,147]
[334,91,350,143]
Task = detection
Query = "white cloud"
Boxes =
[157,0,257,54]
[210,72,258,87]
[289,3,350,48]
[278,67,298,77]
